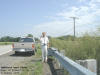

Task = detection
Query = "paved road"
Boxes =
[0,45,30,66]
[0,45,54,75]
[0,45,36,75]
[0,45,12,56]
[0,51,33,66]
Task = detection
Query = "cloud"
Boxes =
[78,0,86,2]
[32,21,73,37]
[32,0,100,37]
[91,0,100,3]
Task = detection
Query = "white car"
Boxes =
[12,37,36,55]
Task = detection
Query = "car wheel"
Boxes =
[32,51,35,55]
[15,51,19,55]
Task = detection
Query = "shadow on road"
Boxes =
[30,59,41,62]
[47,58,58,75]
[10,52,33,57]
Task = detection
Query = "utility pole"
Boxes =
[70,17,78,38]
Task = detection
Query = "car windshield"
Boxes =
[19,38,34,42]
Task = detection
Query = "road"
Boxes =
[0,45,37,75]
[0,45,36,65]
[0,45,31,66]
[0,45,53,75]
[0,45,12,56]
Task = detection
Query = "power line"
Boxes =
[58,27,73,36]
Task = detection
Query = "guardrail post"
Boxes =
[59,50,65,69]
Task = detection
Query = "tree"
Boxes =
[27,34,33,37]
[57,35,75,41]
[0,36,21,42]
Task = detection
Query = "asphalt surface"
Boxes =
[0,45,54,75]
[0,45,34,66]
[0,45,36,75]
[0,51,33,66]
[0,45,12,56]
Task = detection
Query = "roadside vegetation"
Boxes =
[49,31,100,74]
[0,36,20,45]
[0,36,21,42]
[50,35,99,60]
[0,42,13,45]
[19,44,43,75]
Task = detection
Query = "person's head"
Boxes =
[42,32,46,37]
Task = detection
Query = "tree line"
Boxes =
[0,36,21,42]
[0,34,39,42]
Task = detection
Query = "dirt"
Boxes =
[43,63,52,75]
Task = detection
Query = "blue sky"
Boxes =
[0,0,100,37]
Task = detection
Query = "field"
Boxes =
[50,35,99,60]
[49,35,100,73]
[0,42,13,45]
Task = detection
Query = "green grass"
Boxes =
[0,42,13,45]
[20,60,42,75]
[50,34,100,74]
[20,44,43,75]
[50,35,98,60]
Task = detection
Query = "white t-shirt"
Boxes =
[40,36,49,45]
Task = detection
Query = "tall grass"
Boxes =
[50,34,100,73]
[49,35,99,60]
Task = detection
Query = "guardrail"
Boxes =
[48,47,96,75]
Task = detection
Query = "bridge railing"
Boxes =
[48,47,96,75]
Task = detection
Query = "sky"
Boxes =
[0,0,100,37]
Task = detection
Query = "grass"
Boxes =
[0,42,13,45]
[49,35,98,60]
[50,35,100,74]
[20,60,42,75]
[19,44,43,75]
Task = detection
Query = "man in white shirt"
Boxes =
[40,32,49,63]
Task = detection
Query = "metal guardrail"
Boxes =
[48,48,96,75]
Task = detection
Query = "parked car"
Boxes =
[12,37,36,55]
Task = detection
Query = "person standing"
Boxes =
[40,32,49,63]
